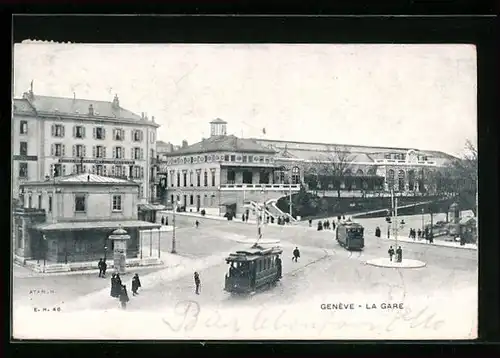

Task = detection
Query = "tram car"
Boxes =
[224,245,283,294]
[336,220,365,250]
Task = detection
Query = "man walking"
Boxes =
[292,247,300,262]
[388,246,395,262]
[194,271,201,295]
[396,246,403,263]
[98,258,104,278]
[132,273,142,296]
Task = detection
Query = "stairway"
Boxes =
[266,198,297,222]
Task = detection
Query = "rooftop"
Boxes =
[20,173,139,187]
[33,220,161,232]
[166,135,276,156]
[13,93,158,126]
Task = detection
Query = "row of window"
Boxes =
[166,154,273,166]
[49,124,151,142]
[169,169,216,188]
[22,192,123,213]
[19,163,146,188]
[41,164,145,179]
[172,194,217,207]
[18,120,155,143]
[383,153,428,161]
[49,143,153,160]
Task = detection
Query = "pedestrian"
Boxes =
[131,273,142,296]
[276,256,282,278]
[194,272,201,295]
[375,226,381,238]
[332,221,336,230]
[417,228,422,239]
[308,219,312,227]
[292,247,300,262]
[242,213,246,222]
[270,216,274,224]
[317,221,323,231]
[111,274,121,298]
[195,220,199,228]
[165,216,169,226]
[98,258,104,277]
[119,284,130,309]
[396,246,403,263]
[161,217,165,225]
[102,259,107,277]
[342,215,345,220]
[408,229,413,238]
[388,246,395,262]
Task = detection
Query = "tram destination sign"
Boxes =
[58,158,135,165]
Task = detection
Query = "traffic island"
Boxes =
[365,258,427,269]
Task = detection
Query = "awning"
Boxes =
[138,204,167,211]
[33,220,162,232]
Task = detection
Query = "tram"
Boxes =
[336,220,365,250]
[224,245,283,294]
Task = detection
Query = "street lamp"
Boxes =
[172,200,181,254]
[421,208,425,234]
[104,245,108,261]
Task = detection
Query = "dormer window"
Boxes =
[88,104,94,116]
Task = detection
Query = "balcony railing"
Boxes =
[219,183,301,191]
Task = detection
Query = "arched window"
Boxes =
[408,170,416,191]
[355,169,364,189]
[398,170,405,192]
[387,169,395,191]
[344,169,353,190]
[291,166,300,184]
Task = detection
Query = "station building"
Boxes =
[13,173,161,267]
[158,119,455,219]
[12,84,160,204]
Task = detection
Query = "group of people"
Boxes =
[160,216,169,226]
[388,246,403,262]
[110,273,142,309]
[312,215,346,231]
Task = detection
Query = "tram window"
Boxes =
[257,261,261,272]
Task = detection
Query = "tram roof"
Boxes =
[225,246,283,262]
[338,221,364,228]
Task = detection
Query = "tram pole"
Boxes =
[395,197,398,249]
[171,201,177,254]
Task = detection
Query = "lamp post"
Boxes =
[104,245,108,261]
[421,208,425,234]
[158,227,161,258]
[172,200,180,254]
[150,228,153,256]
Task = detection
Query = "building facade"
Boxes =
[12,87,160,203]
[13,174,160,265]
[157,119,456,219]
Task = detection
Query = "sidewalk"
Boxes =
[380,235,477,250]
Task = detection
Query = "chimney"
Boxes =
[88,104,94,116]
[112,94,120,109]
[141,112,145,120]
[182,140,188,148]
[152,115,155,123]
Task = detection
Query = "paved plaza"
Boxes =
[13,214,478,339]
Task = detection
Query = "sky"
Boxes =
[13,43,477,156]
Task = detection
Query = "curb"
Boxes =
[365,258,427,269]
[380,236,477,251]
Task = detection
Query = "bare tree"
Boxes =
[313,145,356,198]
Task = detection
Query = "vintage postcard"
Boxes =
[12,42,478,340]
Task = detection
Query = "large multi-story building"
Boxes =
[12,87,160,202]
[157,119,456,219]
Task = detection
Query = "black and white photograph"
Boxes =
[12,42,478,340]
